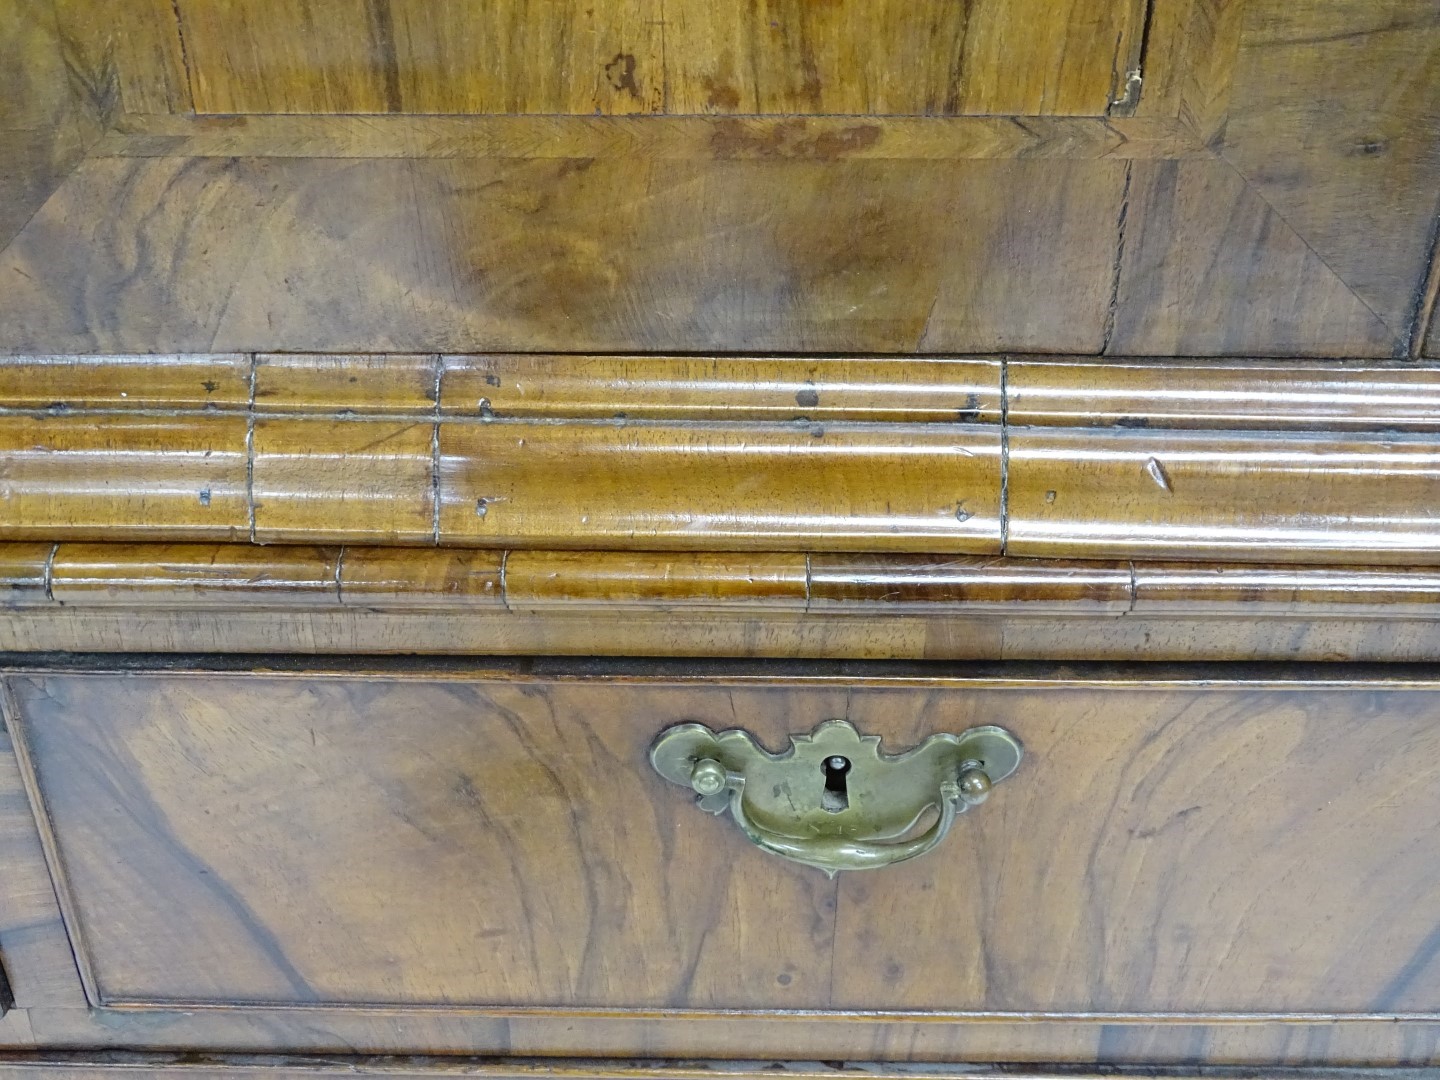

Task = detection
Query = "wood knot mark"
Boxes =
[605,52,640,97]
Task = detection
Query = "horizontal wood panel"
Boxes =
[17,1007,1440,1064]
[252,419,436,545]
[0,1054,1430,1076]
[171,0,1139,117]
[1007,426,1440,563]
[503,551,810,610]
[0,157,1125,355]
[7,608,1440,663]
[18,543,1440,622]
[0,417,249,542]
[0,1059,1360,1080]
[254,354,438,414]
[436,421,1002,552]
[97,113,1206,162]
[48,545,341,607]
[440,356,1003,424]
[0,355,250,411]
[4,355,1440,561]
[13,670,1440,1016]
[340,549,505,609]
[1008,358,1440,430]
[807,555,1132,615]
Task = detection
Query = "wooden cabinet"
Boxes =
[2,0,1440,1074]
[7,660,1440,1065]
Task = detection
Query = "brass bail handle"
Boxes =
[649,719,1022,876]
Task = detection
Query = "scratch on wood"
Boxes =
[1145,455,1173,493]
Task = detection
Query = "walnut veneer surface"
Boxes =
[2,0,1440,1075]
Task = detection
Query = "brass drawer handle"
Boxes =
[649,719,1022,876]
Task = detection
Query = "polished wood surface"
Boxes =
[438,421,1000,552]
[1223,0,1440,349]
[0,1056,1431,1078]
[0,415,249,542]
[12,607,1440,663]
[27,541,1440,623]
[4,2,1440,1074]
[1006,358,1440,430]
[20,1004,1440,1063]
[4,0,1435,358]
[0,0,104,250]
[1007,426,1440,563]
[1107,159,1397,356]
[25,535,1440,659]
[9,666,1440,1022]
[0,156,1126,355]
[93,113,1207,162]
[13,662,1440,1062]
[0,721,84,1010]
[5,355,1440,563]
[158,0,1142,118]
[439,355,1003,423]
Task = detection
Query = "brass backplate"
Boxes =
[650,719,1022,843]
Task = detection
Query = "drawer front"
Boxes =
[8,668,1440,1015]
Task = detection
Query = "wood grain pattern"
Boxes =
[661,2,972,115]
[439,356,1003,424]
[436,420,1002,553]
[10,607,1440,662]
[95,113,1207,162]
[0,715,85,1009]
[17,541,1440,625]
[18,1006,1440,1063]
[504,551,810,611]
[1,0,69,131]
[0,355,249,411]
[1174,0,1245,145]
[807,555,1132,614]
[6,355,1440,561]
[0,156,1125,356]
[1132,563,1440,618]
[1127,0,1196,120]
[0,0,105,251]
[251,419,435,544]
[48,544,340,606]
[13,668,1440,1019]
[109,0,191,115]
[0,416,248,542]
[0,1055,1432,1077]
[1007,426,1440,563]
[948,0,1147,116]
[177,0,665,115]
[1007,357,1440,429]
[1220,0,1440,345]
[830,682,1440,1013]
[340,548,504,609]
[662,0,1140,116]
[1108,160,1398,356]
[166,0,1137,117]
[254,355,438,415]
[12,674,847,1009]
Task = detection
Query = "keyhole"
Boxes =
[821,755,852,813]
